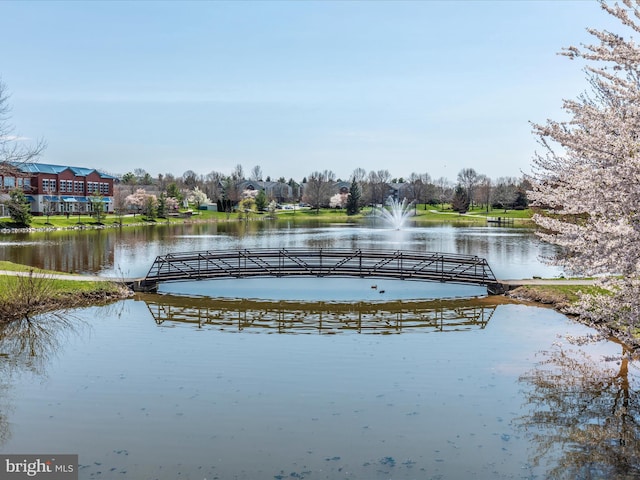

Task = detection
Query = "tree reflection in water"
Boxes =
[0,314,83,447]
[516,343,640,479]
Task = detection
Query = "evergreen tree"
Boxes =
[143,195,158,220]
[157,192,167,218]
[166,182,183,202]
[346,178,361,215]
[451,185,470,213]
[255,189,268,211]
[7,188,32,226]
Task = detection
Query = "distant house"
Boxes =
[388,182,409,201]
[239,180,293,203]
[334,181,350,195]
[1,162,117,216]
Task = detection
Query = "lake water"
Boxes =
[1,220,638,479]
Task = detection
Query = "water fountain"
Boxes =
[377,196,414,229]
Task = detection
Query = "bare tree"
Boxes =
[232,164,245,181]
[182,170,198,190]
[113,185,129,224]
[302,170,335,213]
[351,167,367,184]
[435,177,453,209]
[250,165,263,182]
[493,177,518,212]
[204,170,224,203]
[159,172,175,191]
[225,164,248,205]
[288,178,300,201]
[367,169,392,205]
[475,175,492,213]
[0,78,46,175]
[457,168,480,208]
[133,168,148,182]
[406,172,433,208]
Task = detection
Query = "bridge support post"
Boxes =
[487,282,505,295]
[130,279,159,293]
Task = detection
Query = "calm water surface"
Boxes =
[0,220,561,279]
[1,221,638,479]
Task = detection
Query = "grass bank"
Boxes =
[274,205,533,224]
[0,262,132,325]
[507,283,640,349]
[507,284,606,311]
[0,205,533,232]
[0,209,226,231]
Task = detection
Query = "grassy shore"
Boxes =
[0,204,533,231]
[2,259,637,350]
[507,283,640,349]
[0,209,224,230]
[0,262,131,325]
[257,205,533,224]
[508,284,606,311]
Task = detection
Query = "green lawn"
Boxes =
[0,275,122,300]
[0,260,69,275]
[515,284,609,303]
[0,205,534,230]
[0,261,124,295]
[0,261,130,323]
[0,209,225,229]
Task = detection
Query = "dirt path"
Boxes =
[0,270,120,282]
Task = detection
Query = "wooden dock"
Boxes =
[138,248,502,294]
[487,216,515,226]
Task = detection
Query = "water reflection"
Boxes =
[140,294,500,334]
[516,344,640,479]
[0,315,83,446]
[0,220,561,279]
[0,229,115,274]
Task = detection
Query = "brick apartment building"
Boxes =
[0,162,117,216]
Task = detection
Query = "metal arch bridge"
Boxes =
[138,248,502,294]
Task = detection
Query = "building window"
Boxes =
[100,182,109,194]
[74,181,84,193]
[4,177,15,188]
[42,179,57,192]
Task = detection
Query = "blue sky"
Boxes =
[0,1,619,182]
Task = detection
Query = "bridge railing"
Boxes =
[142,248,499,292]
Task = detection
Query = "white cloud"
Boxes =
[0,135,29,141]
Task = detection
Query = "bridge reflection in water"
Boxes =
[140,295,500,334]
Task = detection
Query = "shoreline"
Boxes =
[1,270,635,351]
[507,285,640,351]
[0,207,533,234]
[0,271,133,326]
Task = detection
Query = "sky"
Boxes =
[0,0,624,183]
